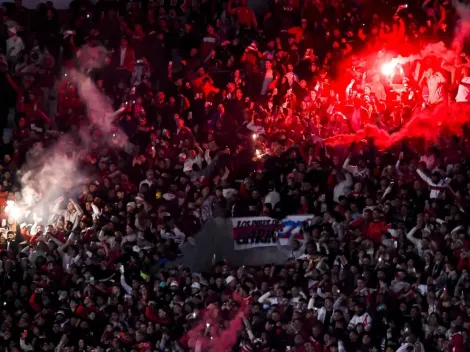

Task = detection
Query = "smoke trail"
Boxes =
[67,70,128,145]
[76,44,110,71]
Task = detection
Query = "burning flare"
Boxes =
[5,201,21,221]
[381,61,397,76]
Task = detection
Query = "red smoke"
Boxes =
[184,293,247,352]
[324,103,470,149]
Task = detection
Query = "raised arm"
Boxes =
[69,198,84,217]
[406,226,420,248]
[416,169,437,186]
[6,74,21,94]
[51,196,66,216]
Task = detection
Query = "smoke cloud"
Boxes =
[17,44,125,219]
[19,138,85,219]
[184,295,247,352]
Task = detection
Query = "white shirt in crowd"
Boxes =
[455,77,470,102]
[416,169,447,199]
[348,312,372,331]
[343,157,370,179]
[258,292,281,305]
[427,72,446,105]
[6,35,25,59]
[183,150,211,173]
[260,69,274,96]
[333,172,353,202]
[265,190,281,208]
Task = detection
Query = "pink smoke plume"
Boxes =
[184,293,247,352]
[67,70,128,146]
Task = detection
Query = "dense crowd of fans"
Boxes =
[0,0,469,351]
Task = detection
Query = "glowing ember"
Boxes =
[5,201,21,221]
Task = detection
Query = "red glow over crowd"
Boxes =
[0,0,470,352]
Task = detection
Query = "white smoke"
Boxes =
[17,44,126,222]
[19,138,85,219]
[67,70,128,145]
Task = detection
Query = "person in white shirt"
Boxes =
[6,26,24,68]
[139,169,156,189]
[258,287,286,306]
[56,234,81,270]
[343,155,370,179]
[265,187,280,208]
[260,60,275,96]
[348,302,372,331]
[455,76,470,103]
[406,226,425,255]
[416,169,448,199]
[424,68,446,106]
[183,144,211,173]
[333,170,353,202]
[288,286,307,306]
[276,230,310,259]
[51,197,85,230]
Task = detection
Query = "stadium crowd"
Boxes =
[0,0,469,351]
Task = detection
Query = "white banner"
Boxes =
[231,215,314,250]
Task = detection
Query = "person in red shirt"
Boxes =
[351,208,390,243]
[227,0,258,31]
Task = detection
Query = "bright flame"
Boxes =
[252,133,257,140]
[381,61,396,76]
[5,201,21,221]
